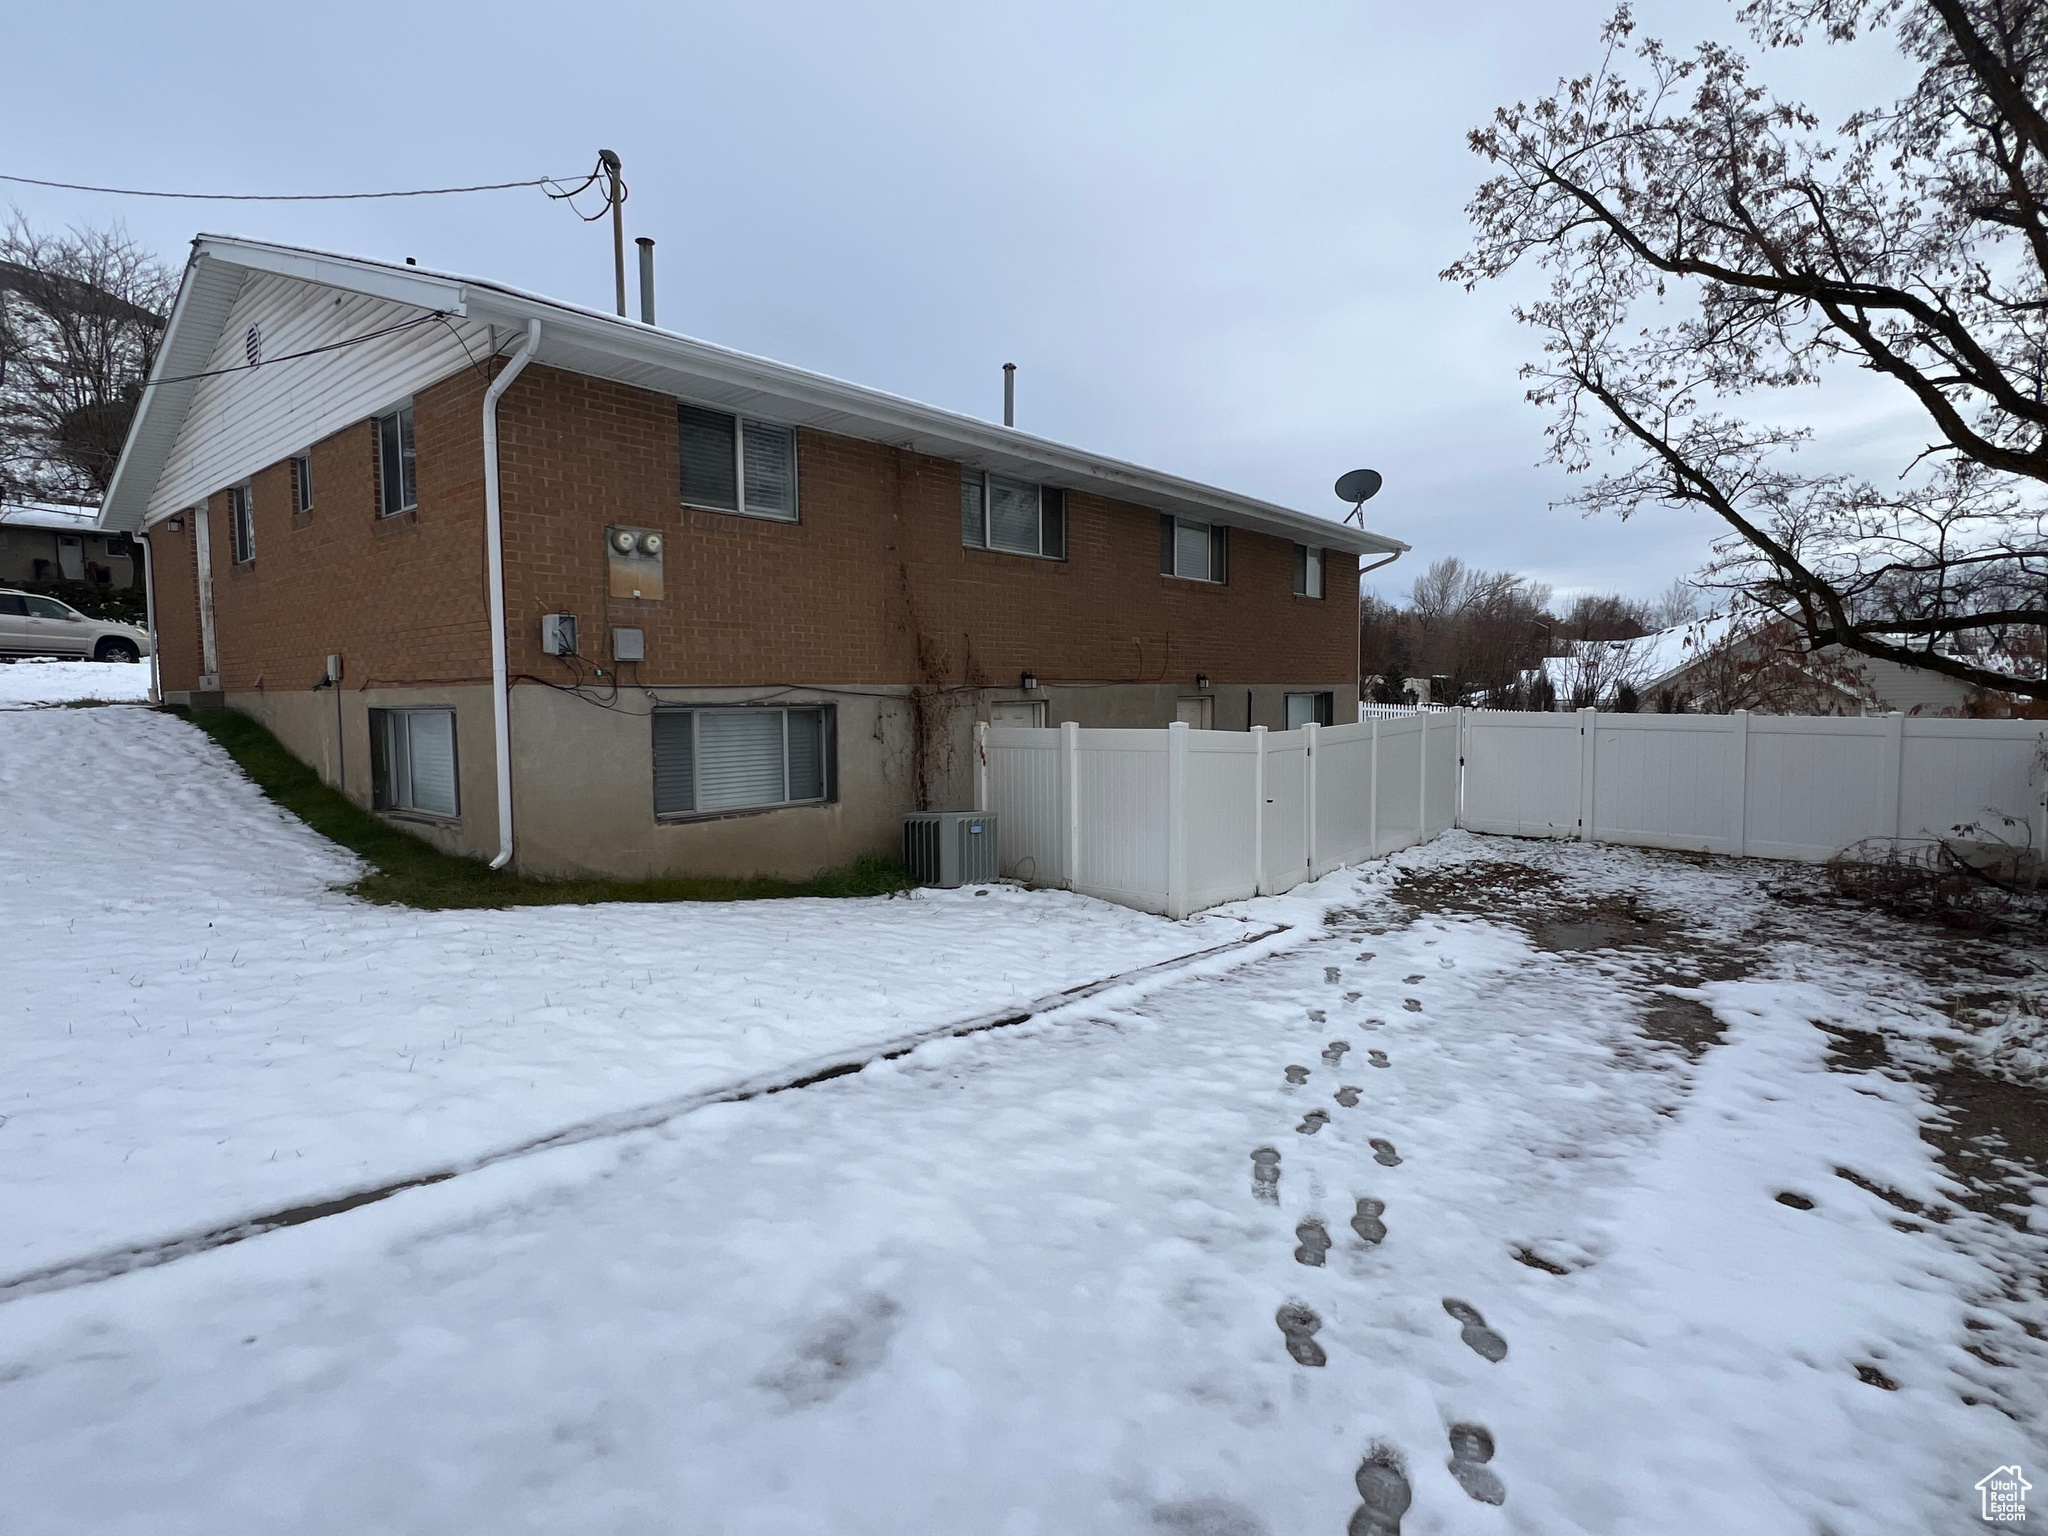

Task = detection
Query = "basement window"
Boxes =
[960,470,1066,559]
[1285,691,1334,729]
[652,705,835,818]
[1293,544,1324,598]
[376,404,417,516]
[1160,514,1227,583]
[228,484,255,564]
[370,707,459,818]
[678,404,798,521]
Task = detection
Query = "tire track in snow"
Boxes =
[0,922,1292,1305]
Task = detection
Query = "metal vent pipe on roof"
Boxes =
[1003,362,1015,427]
[636,238,656,325]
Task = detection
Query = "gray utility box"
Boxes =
[903,812,999,888]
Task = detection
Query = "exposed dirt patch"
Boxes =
[1386,860,1754,986]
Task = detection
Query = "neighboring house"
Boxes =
[1537,613,1985,715]
[0,501,136,588]
[101,236,1406,881]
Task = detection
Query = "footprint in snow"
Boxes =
[1323,1040,1350,1066]
[1351,1197,1387,1245]
[1446,1424,1505,1505]
[1325,966,1342,984]
[1285,1064,1310,1086]
[1344,991,1362,1002]
[1402,974,1424,984]
[1356,951,1376,963]
[1349,1445,1412,1536]
[1370,1138,1401,1166]
[1297,1109,1331,1135]
[1401,999,1422,1013]
[1334,1085,1361,1108]
[1443,1299,1508,1362]
[1275,1303,1326,1366]
[1250,1147,1281,1203]
[1368,1049,1390,1068]
[1294,1218,1331,1267]
[1307,1008,1327,1024]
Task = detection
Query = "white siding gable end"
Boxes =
[146,271,493,525]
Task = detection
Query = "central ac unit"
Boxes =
[903,811,999,888]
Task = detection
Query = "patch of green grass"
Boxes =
[181,707,916,910]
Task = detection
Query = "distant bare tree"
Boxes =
[1446,0,2048,699]
[1650,577,1704,629]
[0,215,174,508]
[1407,556,1554,703]
[1559,589,1652,642]
[1554,633,1657,708]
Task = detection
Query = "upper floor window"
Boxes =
[291,453,314,514]
[678,404,797,521]
[961,470,1065,558]
[1293,544,1324,598]
[376,404,417,517]
[1160,514,1227,583]
[228,484,255,564]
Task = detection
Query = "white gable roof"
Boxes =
[101,235,1409,562]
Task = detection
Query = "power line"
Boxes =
[144,311,451,389]
[0,171,583,202]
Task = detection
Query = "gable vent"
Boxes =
[245,324,262,370]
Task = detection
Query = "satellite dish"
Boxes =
[1334,468,1383,526]
[1335,468,1383,505]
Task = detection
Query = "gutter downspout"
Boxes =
[1356,548,1401,714]
[139,531,161,705]
[485,318,541,870]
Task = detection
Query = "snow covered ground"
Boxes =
[0,656,152,707]
[0,706,1267,1281]
[3,703,2044,1533]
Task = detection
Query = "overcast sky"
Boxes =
[9,1,1922,606]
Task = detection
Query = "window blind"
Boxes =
[693,709,787,811]
[406,711,458,816]
[679,404,739,511]
[988,474,1041,555]
[742,422,797,519]
[1174,518,1212,581]
[651,711,696,816]
[787,709,825,801]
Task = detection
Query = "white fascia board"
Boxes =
[191,236,467,316]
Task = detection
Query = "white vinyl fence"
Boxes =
[976,716,1457,917]
[1461,707,2048,861]
[978,707,2047,918]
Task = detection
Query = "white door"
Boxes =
[990,700,1047,727]
[56,536,84,581]
[1175,696,1214,729]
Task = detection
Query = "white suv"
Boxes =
[0,589,152,662]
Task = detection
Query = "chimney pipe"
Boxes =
[636,237,656,325]
[1002,362,1016,427]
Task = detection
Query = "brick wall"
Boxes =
[148,357,1356,700]
[152,369,491,696]
[148,515,203,692]
[496,364,1357,691]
